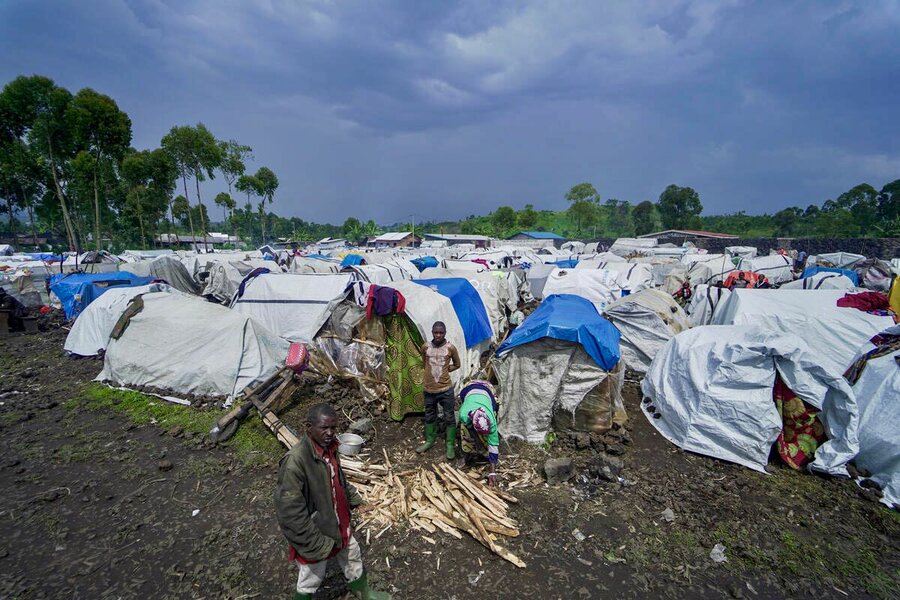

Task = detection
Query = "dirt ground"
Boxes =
[1,324,898,600]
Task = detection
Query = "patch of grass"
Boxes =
[182,456,229,478]
[838,548,898,600]
[78,383,284,465]
[53,431,109,463]
[0,411,23,427]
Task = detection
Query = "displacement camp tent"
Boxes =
[641,325,858,476]
[541,268,622,311]
[685,284,732,326]
[64,283,180,356]
[50,272,154,319]
[575,261,653,293]
[735,254,794,284]
[495,294,623,443]
[603,289,690,373]
[413,278,493,348]
[781,272,856,290]
[99,292,289,400]
[230,273,352,343]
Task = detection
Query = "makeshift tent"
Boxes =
[725,246,758,259]
[523,263,556,300]
[541,268,622,311]
[230,273,352,343]
[845,325,900,508]
[413,278,492,347]
[810,252,864,269]
[50,272,154,319]
[64,283,179,356]
[418,269,511,338]
[641,325,857,476]
[495,294,623,443]
[710,289,894,377]
[685,284,732,326]
[735,254,794,284]
[344,261,418,284]
[603,289,690,373]
[443,259,490,272]
[781,272,856,290]
[341,254,366,267]
[410,256,440,271]
[289,256,343,274]
[99,293,289,400]
[801,266,860,286]
[575,261,653,292]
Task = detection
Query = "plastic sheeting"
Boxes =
[709,289,894,377]
[414,278,493,347]
[848,325,900,508]
[541,268,622,311]
[345,261,417,284]
[685,284,732,326]
[49,272,154,319]
[641,325,858,476]
[603,289,690,373]
[64,283,179,356]
[781,272,856,290]
[99,292,289,400]
[736,254,794,284]
[496,339,625,443]
[418,269,509,339]
[230,273,352,343]
[340,254,366,267]
[801,266,860,286]
[497,294,620,370]
[575,261,653,292]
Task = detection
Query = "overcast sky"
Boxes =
[2,0,899,224]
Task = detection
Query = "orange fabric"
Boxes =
[723,271,761,289]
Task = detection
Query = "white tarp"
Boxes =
[710,289,894,376]
[780,272,856,290]
[346,262,417,284]
[725,246,758,259]
[736,254,794,284]
[685,284,732,326]
[289,256,342,274]
[230,273,352,343]
[524,263,557,300]
[99,293,289,399]
[847,325,900,508]
[641,325,858,475]
[603,289,690,373]
[419,268,508,338]
[64,283,180,356]
[541,268,622,311]
[811,252,865,269]
[496,339,625,444]
[575,261,653,292]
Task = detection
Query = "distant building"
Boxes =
[637,229,739,241]
[506,230,566,249]
[315,237,348,252]
[423,233,493,249]
[368,231,422,248]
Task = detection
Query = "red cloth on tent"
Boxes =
[723,271,761,289]
[836,291,889,312]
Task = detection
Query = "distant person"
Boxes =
[731,273,750,290]
[458,381,501,486]
[795,250,808,270]
[508,301,526,332]
[673,280,693,306]
[274,404,390,600]
[756,276,771,289]
[416,321,461,459]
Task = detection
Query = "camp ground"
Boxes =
[2,234,899,599]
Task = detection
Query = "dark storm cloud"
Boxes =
[2,0,899,222]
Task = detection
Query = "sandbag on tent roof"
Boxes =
[541,268,622,311]
[710,289,894,377]
[230,273,352,343]
[64,283,180,356]
[603,289,690,373]
[735,254,794,284]
[575,261,653,293]
[781,272,856,290]
[98,292,289,400]
[495,294,623,443]
[845,325,900,508]
[641,325,858,475]
[413,278,493,347]
[685,284,732,326]
[49,271,154,319]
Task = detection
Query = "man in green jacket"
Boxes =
[274,403,391,600]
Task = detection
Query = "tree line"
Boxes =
[0,74,287,252]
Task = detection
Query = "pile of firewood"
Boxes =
[342,454,525,568]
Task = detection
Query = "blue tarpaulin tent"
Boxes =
[802,266,860,286]
[50,272,154,319]
[414,277,493,347]
[410,256,439,271]
[340,254,366,267]
[551,258,579,269]
[496,294,620,369]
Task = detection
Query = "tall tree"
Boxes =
[235,174,259,242]
[631,201,657,236]
[657,184,703,229]
[565,182,601,236]
[69,88,132,251]
[214,191,236,223]
[161,126,198,243]
[491,205,516,235]
[218,139,252,197]
[517,204,538,229]
[253,166,278,243]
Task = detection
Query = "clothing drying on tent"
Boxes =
[495,294,623,444]
[413,278,492,347]
[50,272,155,319]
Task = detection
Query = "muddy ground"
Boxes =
[1,325,898,600]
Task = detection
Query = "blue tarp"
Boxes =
[413,278,493,348]
[411,256,439,271]
[28,253,64,262]
[49,272,154,319]
[341,254,366,267]
[496,294,620,370]
[802,266,860,286]
[305,253,338,261]
[551,259,579,269]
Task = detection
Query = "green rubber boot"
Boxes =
[445,425,457,460]
[347,571,392,600]
[415,422,438,454]
[292,592,312,600]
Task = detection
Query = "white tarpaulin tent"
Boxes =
[230,273,352,343]
[419,268,508,339]
[709,289,894,376]
[641,325,858,476]
[98,293,289,399]
[524,263,556,300]
[603,289,690,373]
[685,284,732,326]
[289,256,342,274]
[810,252,865,269]
[736,254,794,284]
[345,262,417,284]
[846,325,900,508]
[575,261,653,293]
[64,283,179,356]
[541,268,622,311]
[780,272,856,290]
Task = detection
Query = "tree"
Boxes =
[214,191,236,222]
[491,205,516,235]
[235,174,259,242]
[565,183,601,236]
[835,183,879,234]
[632,201,657,236]
[772,207,802,237]
[172,195,190,227]
[517,204,538,229]
[605,199,632,236]
[161,123,221,245]
[254,166,278,243]
[69,88,132,251]
[565,182,600,204]
[876,179,900,235]
[218,139,252,197]
[657,184,703,229]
